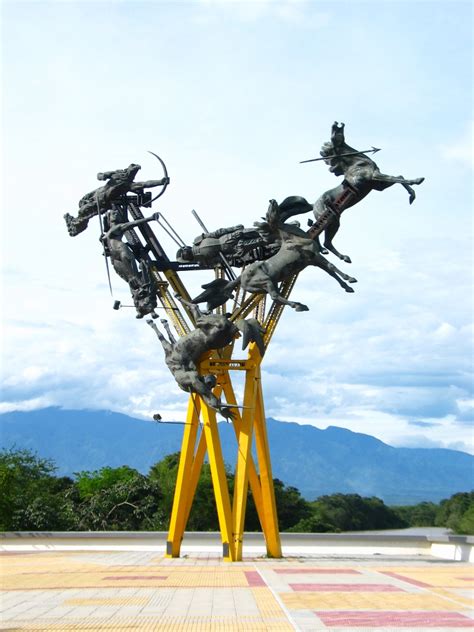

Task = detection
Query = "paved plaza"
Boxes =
[1,550,473,631]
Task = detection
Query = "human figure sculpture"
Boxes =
[147,297,265,419]
[307,122,425,263]
[176,223,279,268]
[102,208,159,318]
[64,163,169,237]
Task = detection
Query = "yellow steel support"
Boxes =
[164,277,302,561]
[165,394,201,557]
[253,367,282,557]
[201,403,236,561]
[165,338,282,561]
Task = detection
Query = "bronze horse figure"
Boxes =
[309,122,425,263]
[147,297,265,420]
[193,198,357,313]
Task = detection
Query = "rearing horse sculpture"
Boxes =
[306,122,425,263]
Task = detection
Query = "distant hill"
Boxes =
[1,408,472,505]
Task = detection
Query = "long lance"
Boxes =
[299,146,381,164]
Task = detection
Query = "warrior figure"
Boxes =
[64,163,169,237]
[176,223,279,268]
[102,208,159,318]
[147,297,265,419]
[309,122,425,263]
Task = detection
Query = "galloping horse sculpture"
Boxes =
[193,198,358,312]
[305,122,425,263]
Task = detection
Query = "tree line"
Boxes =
[1,448,473,534]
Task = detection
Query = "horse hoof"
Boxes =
[348,277,357,284]
[342,255,352,263]
[345,287,355,293]
[294,303,309,311]
[321,248,329,255]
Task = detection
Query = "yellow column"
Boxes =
[221,376,266,534]
[201,403,236,561]
[166,395,201,557]
[253,367,282,558]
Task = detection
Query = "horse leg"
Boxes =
[372,172,424,204]
[314,233,329,255]
[265,281,309,312]
[323,217,352,264]
[313,257,356,293]
[147,319,173,355]
[160,319,176,345]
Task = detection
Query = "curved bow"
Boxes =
[147,150,169,203]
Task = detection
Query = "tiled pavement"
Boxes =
[1,551,473,630]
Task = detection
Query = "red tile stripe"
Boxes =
[273,568,360,574]
[244,571,266,586]
[316,610,474,627]
[102,575,167,580]
[291,583,403,592]
[380,571,432,587]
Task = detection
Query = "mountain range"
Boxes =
[1,407,472,505]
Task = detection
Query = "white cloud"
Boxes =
[440,122,473,169]
[195,0,330,26]
[0,397,54,414]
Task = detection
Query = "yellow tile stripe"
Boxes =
[3,569,253,590]
[3,616,291,631]
[431,587,474,606]
[251,587,294,630]
[64,597,151,606]
[281,591,467,610]
[378,568,474,587]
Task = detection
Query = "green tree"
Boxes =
[75,466,141,499]
[457,506,474,535]
[72,466,162,530]
[0,448,74,530]
[272,479,312,530]
[436,492,474,534]
[302,494,406,532]
[392,502,437,527]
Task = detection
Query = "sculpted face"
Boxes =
[109,208,120,223]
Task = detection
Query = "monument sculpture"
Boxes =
[64,124,424,561]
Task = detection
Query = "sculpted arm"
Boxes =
[130,177,169,192]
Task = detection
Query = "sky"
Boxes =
[1,0,473,454]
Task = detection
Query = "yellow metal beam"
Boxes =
[231,348,258,560]
[253,370,282,558]
[201,403,236,561]
[166,395,201,557]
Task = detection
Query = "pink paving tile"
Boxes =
[244,570,266,586]
[316,611,474,627]
[273,568,360,574]
[102,575,167,580]
[381,571,432,587]
[290,583,403,592]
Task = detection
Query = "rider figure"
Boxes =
[64,163,169,236]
